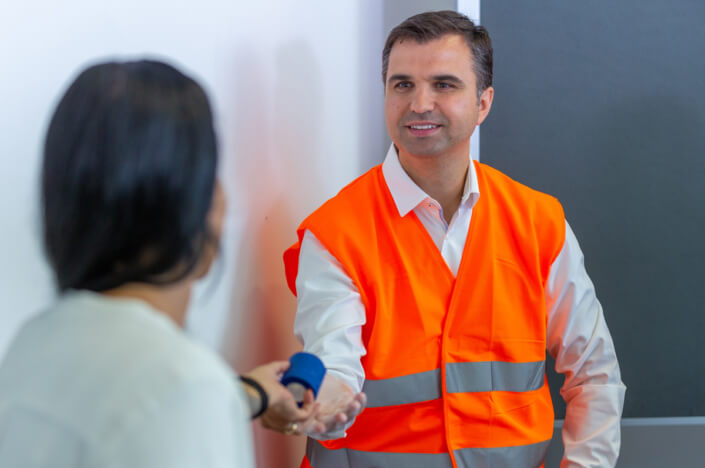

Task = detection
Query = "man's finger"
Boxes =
[313,421,326,433]
[300,416,324,436]
[344,400,361,419]
[356,393,366,406]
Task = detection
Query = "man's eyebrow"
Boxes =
[387,74,412,82]
[432,74,464,85]
[387,74,466,87]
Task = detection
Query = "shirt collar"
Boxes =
[381,144,480,217]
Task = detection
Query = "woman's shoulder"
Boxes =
[1,291,239,425]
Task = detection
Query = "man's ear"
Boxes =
[476,86,494,126]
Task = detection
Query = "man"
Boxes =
[284,11,625,468]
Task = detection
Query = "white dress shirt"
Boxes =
[0,290,254,468]
[294,145,626,467]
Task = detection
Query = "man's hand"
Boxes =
[242,361,318,434]
[298,373,367,440]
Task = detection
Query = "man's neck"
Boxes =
[398,143,470,224]
[102,280,193,327]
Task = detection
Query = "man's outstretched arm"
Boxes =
[293,230,368,439]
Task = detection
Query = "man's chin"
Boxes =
[397,141,445,158]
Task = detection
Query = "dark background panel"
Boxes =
[482,0,705,418]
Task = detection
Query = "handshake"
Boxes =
[241,353,367,439]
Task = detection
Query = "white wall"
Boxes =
[0,1,385,466]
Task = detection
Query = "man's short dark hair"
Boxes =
[382,10,493,94]
[42,60,218,292]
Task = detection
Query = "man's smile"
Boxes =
[405,121,442,136]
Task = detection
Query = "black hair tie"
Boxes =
[240,376,269,419]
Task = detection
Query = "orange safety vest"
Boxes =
[284,161,565,468]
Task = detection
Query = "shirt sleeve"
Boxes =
[545,221,627,468]
[102,377,255,468]
[294,230,367,394]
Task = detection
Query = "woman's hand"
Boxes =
[242,361,320,434]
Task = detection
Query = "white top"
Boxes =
[294,144,626,467]
[0,290,254,468]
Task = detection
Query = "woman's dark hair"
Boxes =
[42,59,218,292]
[382,10,493,95]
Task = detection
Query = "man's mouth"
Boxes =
[405,122,442,136]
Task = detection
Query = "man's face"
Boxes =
[384,34,493,158]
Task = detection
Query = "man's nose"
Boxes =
[410,86,434,114]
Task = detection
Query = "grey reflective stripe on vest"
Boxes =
[362,368,441,408]
[363,361,545,407]
[446,360,545,394]
[307,439,550,468]
[454,439,551,468]
[306,439,453,468]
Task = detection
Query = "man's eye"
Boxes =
[436,82,454,89]
[395,81,412,89]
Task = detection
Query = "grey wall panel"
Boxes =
[358,0,458,173]
[481,0,705,418]
[368,0,458,161]
[384,0,457,34]
[546,418,705,467]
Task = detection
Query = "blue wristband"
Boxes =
[281,352,326,400]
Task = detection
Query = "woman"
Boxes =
[0,60,316,467]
